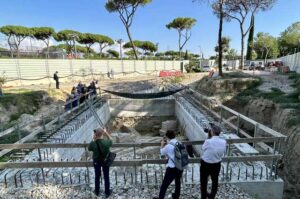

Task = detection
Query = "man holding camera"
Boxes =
[201,125,226,199]
[153,130,183,199]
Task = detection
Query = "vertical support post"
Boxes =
[219,107,223,124]
[269,141,277,180]
[134,145,137,184]
[134,60,136,72]
[237,114,240,136]
[37,148,46,185]
[84,141,90,184]
[121,59,124,75]
[225,143,231,181]
[254,123,259,148]
[42,114,47,134]
[16,124,21,143]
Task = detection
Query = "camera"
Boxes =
[203,123,214,138]
[204,128,210,133]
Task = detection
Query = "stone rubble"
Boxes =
[0,184,253,199]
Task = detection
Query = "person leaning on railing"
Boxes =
[88,128,113,198]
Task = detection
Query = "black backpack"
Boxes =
[170,142,189,170]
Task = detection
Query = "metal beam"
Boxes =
[0,137,283,150]
[0,155,282,169]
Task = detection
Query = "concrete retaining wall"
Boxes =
[53,102,111,161]
[175,100,207,155]
[233,180,284,199]
[109,99,175,117]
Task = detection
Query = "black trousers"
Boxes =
[93,159,110,196]
[200,159,221,199]
[55,80,59,89]
[159,167,183,199]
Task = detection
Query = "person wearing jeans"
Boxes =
[88,128,113,198]
[154,130,183,199]
[200,125,226,199]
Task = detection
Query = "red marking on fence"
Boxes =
[159,70,182,77]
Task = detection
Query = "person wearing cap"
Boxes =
[200,125,226,199]
[88,128,113,198]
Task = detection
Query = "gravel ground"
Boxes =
[0,183,253,199]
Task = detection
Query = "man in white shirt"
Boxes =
[154,130,183,199]
[201,125,226,199]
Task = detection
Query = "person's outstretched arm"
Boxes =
[103,128,112,140]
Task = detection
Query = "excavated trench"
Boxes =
[0,93,285,199]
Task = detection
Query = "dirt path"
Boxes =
[258,74,295,93]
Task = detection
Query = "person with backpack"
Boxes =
[88,128,113,198]
[53,71,59,89]
[200,125,226,199]
[154,130,188,199]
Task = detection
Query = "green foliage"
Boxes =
[54,29,80,42]
[107,49,119,58]
[77,33,97,47]
[226,49,239,60]
[94,34,114,46]
[184,61,198,73]
[235,74,300,127]
[0,91,46,121]
[125,50,141,58]
[166,17,197,30]
[215,37,230,54]
[105,0,152,60]
[140,41,157,52]
[166,17,196,58]
[278,21,300,55]
[0,25,32,38]
[31,27,55,44]
[124,40,157,55]
[0,129,30,144]
[0,25,32,56]
[123,40,144,49]
[105,0,152,13]
[254,32,279,59]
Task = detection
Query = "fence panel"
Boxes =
[0,59,186,86]
[280,52,300,73]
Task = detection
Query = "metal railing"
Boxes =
[0,137,284,184]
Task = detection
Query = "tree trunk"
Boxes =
[246,15,255,60]
[178,31,182,60]
[16,45,20,58]
[46,40,50,59]
[241,35,245,70]
[218,1,223,76]
[7,36,14,58]
[125,26,138,60]
[265,48,269,65]
[240,22,245,70]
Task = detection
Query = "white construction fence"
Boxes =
[0,59,187,86]
[280,52,300,73]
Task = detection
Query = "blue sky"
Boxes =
[0,0,299,57]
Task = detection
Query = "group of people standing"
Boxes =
[88,125,226,199]
[65,80,98,110]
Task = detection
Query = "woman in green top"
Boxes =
[88,128,113,198]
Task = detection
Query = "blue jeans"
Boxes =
[93,159,110,195]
